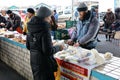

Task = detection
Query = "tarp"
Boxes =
[8,5,19,10]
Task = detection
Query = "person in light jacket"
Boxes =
[26,7,63,80]
[23,8,35,35]
[67,2,99,49]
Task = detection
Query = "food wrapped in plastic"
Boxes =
[21,35,26,41]
[91,49,105,65]
[55,45,106,65]
[104,52,113,60]
[65,56,79,63]
[0,28,6,35]
[54,50,67,57]
[57,52,70,60]
[78,49,106,65]
[82,52,96,65]
[53,40,68,50]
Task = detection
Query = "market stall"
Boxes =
[0,29,33,80]
[0,28,120,80]
[53,42,120,80]
[55,55,120,80]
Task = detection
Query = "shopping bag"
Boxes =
[54,61,61,80]
[114,31,120,39]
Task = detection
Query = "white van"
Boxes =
[58,9,72,20]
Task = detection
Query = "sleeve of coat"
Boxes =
[71,25,77,41]
[103,14,106,22]
[41,31,61,56]
[2,17,7,25]
[26,34,30,50]
[13,16,21,30]
[23,22,27,33]
[71,29,77,41]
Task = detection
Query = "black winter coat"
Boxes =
[0,15,7,28]
[6,13,21,30]
[26,16,61,72]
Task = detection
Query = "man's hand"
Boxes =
[4,28,7,31]
[59,45,64,51]
[0,23,5,26]
[9,27,13,31]
[73,42,80,47]
[66,39,74,45]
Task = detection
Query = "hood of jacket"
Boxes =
[27,16,50,33]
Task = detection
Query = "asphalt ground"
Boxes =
[96,34,120,57]
[0,60,26,80]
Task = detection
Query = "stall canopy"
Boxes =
[8,5,19,10]
[34,3,51,9]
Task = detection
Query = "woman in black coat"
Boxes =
[26,7,63,80]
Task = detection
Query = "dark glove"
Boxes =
[23,32,27,35]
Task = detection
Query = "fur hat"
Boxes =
[36,7,51,18]
[77,2,88,12]
[27,8,35,14]
[6,10,12,14]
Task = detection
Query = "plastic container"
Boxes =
[65,20,76,28]
[54,29,70,40]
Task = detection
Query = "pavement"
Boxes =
[96,34,120,57]
[0,60,26,80]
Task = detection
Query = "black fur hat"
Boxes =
[6,10,12,14]
[27,8,35,14]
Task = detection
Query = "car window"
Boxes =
[64,10,71,14]
[58,11,63,15]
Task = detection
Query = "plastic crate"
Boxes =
[54,29,70,40]
[65,20,76,28]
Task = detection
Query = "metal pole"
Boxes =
[72,0,73,20]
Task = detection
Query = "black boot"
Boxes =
[97,38,101,42]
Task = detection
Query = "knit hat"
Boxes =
[6,10,12,14]
[27,8,35,14]
[36,7,51,18]
[77,2,88,12]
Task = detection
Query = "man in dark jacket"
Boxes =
[103,9,115,41]
[67,2,99,49]
[112,7,120,31]
[115,7,120,20]
[26,7,63,80]
[5,10,22,31]
[0,14,7,28]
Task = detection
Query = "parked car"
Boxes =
[58,9,72,20]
